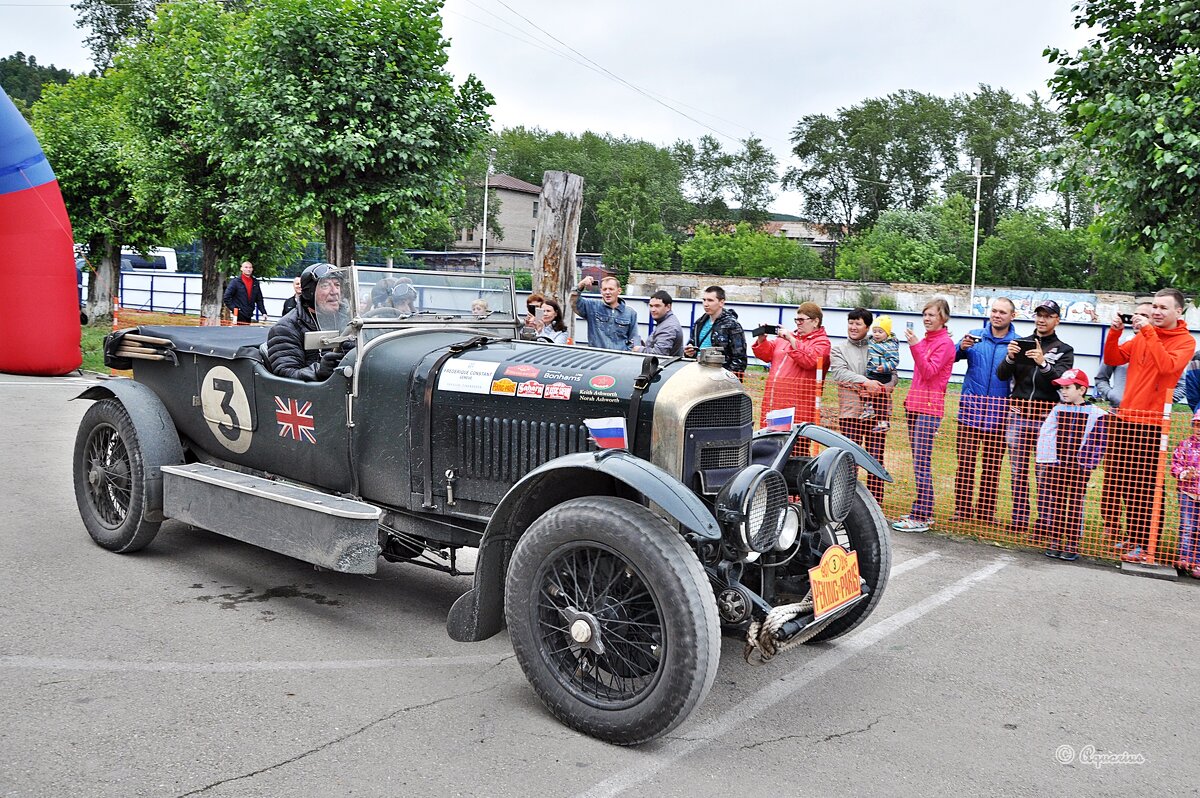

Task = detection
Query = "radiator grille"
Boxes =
[685,394,753,428]
[456,415,589,481]
[699,443,750,470]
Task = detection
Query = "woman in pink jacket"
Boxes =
[752,301,831,426]
[893,298,956,533]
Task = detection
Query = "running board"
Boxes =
[161,463,381,574]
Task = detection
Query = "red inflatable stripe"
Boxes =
[0,179,81,375]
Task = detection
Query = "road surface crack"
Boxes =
[740,717,881,750]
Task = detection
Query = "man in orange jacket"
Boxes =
[1103,287,1196,562]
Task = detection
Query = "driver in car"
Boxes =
[266,262,352,381]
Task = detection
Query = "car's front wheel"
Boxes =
[505,496,720,745]
[72,398,162,552]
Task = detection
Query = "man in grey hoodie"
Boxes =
[828,307,893,502]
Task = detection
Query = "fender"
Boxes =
[75,380,185,521]
[753,423,893,483]
[446,449,722,643]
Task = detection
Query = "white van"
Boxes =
[120,247,178,272]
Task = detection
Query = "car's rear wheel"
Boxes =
[505,496,720,745]
[804,481,892,642]
[73,398,161,552]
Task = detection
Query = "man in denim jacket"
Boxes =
[952,297,1019,523]
[571,275,640,351]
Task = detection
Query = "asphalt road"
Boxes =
[1,372,1197,798]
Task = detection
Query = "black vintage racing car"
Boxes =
[72,265,892,745]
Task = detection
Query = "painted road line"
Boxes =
[891,549,941,576]
[0,653,508,673]
[577,556,1012,798]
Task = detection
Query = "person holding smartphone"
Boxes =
[752,302,830,426]
[951,297,1019,525]
[995,299,1074,541]
[892,298,956,534]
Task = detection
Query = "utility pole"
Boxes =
[969,157,991,315]
[480,147,496,274]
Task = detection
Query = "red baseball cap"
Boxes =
[1052,368,1089,389]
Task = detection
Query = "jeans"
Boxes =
[954,424,1006,521]
[1043,463,1088,554]
[907,411,941,521]
[1180,492,1199,565]
[1107,419,1165,552]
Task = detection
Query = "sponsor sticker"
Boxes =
[542,369,583,383]
[438,359,500,394]
[589,374,616,390]
[808,545,862,621]
[544,382,572,400]
[490,377,517,396]
[517,380,545,399]
[504,364,540,378]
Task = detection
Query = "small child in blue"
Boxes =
[864,315,900,432]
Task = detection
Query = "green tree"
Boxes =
[1047,0,1200,283]
[597,167,670,276]
[728,135,777,225]
[672,134,732,221]
[71,0,157,71]
[833,199,971,283]
[215,0,493,271]
[32,71,160,322]
[0,53,75,112]
[680,224,825,279]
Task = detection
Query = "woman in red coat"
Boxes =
[752,302,831,427]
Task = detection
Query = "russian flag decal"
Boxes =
[764,406,795,432]
[584,417,628,449]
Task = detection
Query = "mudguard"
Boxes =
[75,380,185,522]
[753,423,893,483]
[446,449,721,642]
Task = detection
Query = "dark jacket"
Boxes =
[266,307,350,381]
[282,295,299,316]
[643,311,684,356]
[224,275,267,322]
[995,330,1074,409]
[690,308,747,373]
[955,324,1018,431]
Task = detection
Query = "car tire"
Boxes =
[72,398,163,553]
[805,481,892,642]
[505,496,720,745]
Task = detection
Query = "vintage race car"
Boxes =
[73,265,892,745]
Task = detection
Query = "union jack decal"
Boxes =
[274,396,316,444]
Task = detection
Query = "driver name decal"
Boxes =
[275,397,316,444]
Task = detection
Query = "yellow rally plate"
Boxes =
[808,545,862,621]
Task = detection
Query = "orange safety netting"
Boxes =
[742,370,1197,569]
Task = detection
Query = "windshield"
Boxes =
[351,266,517,328]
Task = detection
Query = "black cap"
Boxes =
[1034,299,1061,316]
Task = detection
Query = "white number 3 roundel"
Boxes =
[200,366,253,453]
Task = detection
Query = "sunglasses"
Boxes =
[795,316,811,322]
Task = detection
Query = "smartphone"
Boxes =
[905,321,915,330]
[962,333,979,343]
[752,323,779,337]
[1016,338,1039,352]
[1119,313,1133,325]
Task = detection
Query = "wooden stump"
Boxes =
[531,171,584,337]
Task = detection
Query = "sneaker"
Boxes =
[1119,547,1147,564]
[1058,552,1079,561]
[1113,539,1133,553]
[1045,548,1061,558]
[861,406,875,420]
[872,421,890,432]
[1191,566,1200,579]
[892,517,930,533]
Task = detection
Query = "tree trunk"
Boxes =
[200,239,224,325]
[87,236,120,326]
[324,212,355,269]
[531,171,584,337]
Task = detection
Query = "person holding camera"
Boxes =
[995,300,1074,540]
[952,297,1019,525]
[752,302,830,426]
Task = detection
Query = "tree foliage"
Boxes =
[0,53,75,112]
[680,224,825,279]
[71,0,157,71]
[214,0,493,268]
[834,197,972,283]
[1047,0,1200,284]
[727,136,777,225]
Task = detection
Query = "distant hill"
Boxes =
[1,52,75,111]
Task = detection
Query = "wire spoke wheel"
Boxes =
[83,422,132,528]
[506,496,720,745]
[534,543,664,708]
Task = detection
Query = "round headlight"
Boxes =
[800,448,857,526]
[776,504,801,551]
[716,465,789,553]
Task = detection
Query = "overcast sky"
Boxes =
[3,0,1091,214]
